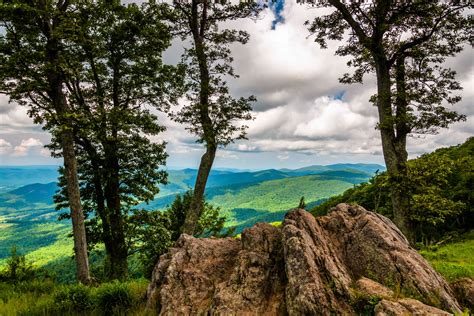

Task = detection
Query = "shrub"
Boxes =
[15,279,56,295]
[0,247,35,283]
[53,284,93,311]
[95,281,134,313]
[129,191,233,278]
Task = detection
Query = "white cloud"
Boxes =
[0,1,472,168]
[0,139,12,155]
[216,150,238,159]
[277,153,290,160]
[13,138,47,157]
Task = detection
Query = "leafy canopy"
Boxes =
[169,0,258,146]
[306,0,470,135]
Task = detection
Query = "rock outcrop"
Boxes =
[451,278,474,310]
[147,204,463,315]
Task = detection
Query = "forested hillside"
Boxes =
[312,137,474,244]
[0,164,377,263]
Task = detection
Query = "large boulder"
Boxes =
[147,204,462,315]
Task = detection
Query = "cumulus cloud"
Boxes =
[13,138,48,157]
[0,0,472,168]
[0,139,12,155]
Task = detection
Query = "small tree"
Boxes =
[298,196,307,209]
[0,0,90,283]
[171,0,258,234]
[129,191,232,278]
[0,247,35,283]
[305,0,470,242]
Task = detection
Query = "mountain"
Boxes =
[8,182,58,204]
[0,166,60,190]
[281,163,384,176]
[0,163,379,262]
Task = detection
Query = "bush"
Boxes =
[129,190,233,278]
[53,284,93,311]
[95,281,134,313]
[311,138,474,244]
[0,247,35,283]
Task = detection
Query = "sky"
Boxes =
[0,1,473,170]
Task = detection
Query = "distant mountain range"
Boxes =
[0,163,384,262]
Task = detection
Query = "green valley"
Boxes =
[0,164,378,267]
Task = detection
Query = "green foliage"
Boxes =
[298,196,306,209]
[170,1,258,146]
[0,279,149,315]
[41,0,182,280]
[95,281,134,313]
[312,138,474,243]
[306,1,470,136]
[211,175,354,224]
[53,284,92,311]
[350,290,382,316]
[0,247,35,283]
[129,191,232,278]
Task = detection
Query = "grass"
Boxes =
[420,231,474,282]
[0,279,150,316]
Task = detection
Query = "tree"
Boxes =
[311,137,474,244]
[0,0,90,283]
[305,0,470,242]
[298,196,307,209]
[51,1,181,280]
[129,191,232,278]
[170,0,258,234]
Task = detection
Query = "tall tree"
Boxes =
[171,0,258,234]
[0,0,90,283]
[51,1,181,280]
[305,0,470,242]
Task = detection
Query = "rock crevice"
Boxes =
[147,204,462,315]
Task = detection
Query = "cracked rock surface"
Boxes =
[147,204,462,315]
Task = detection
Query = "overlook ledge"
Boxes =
[147,203,462,315]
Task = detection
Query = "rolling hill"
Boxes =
[0,163,382,265]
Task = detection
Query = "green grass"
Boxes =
[420,231,474,282]
[0,279,150,315]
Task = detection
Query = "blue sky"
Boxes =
[270,0,285,29]
[1,1,473,170]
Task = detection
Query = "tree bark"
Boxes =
[42,6,91,281]
[103,136,128,280]
[60,127,91,283]
[182,0,217,235]
[183,144,217,234]
[374,55,414,244]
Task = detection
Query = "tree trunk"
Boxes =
[183,144,216,235]
[103,138,128,280]
[60,128,91,283]
[374,56,414,245]
[183,0,216,235]
[37,0,90,283]
[49,53,91,284]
